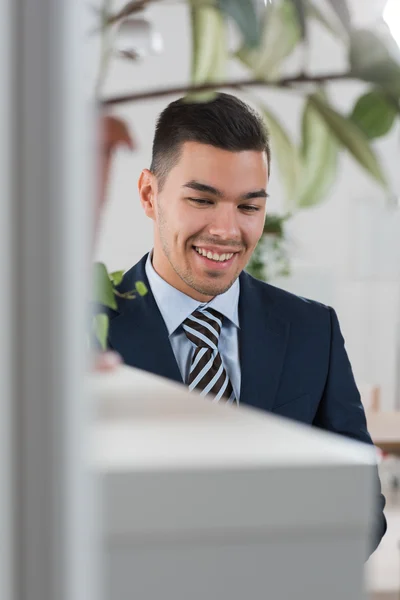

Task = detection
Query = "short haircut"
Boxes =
[150,93,271,189]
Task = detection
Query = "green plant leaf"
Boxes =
[93,262,117,310]
[325,0,351,33]
[350,90,397,140]
[109,270,125,286]
[246,241,266,281]
[259,103,301,209]
[92,313,109,352]
[309,92,387,188]
[217,0,260,48]
[236,0,301,79]
[189,3,226,101]
[289,0,306,40]
[295,95,338,208]
[263,213,289,236]
[306,1,347,42]
[135,281,148,296]
[349,29,400,96]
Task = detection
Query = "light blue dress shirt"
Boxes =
[145,253,241,402]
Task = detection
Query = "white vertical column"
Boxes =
[0,0,14,597]
[11,0,97,599]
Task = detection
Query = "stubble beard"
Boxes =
[157,216,240,298]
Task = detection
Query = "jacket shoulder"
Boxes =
[242,272,332,321]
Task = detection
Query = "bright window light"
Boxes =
[383,0,400,47]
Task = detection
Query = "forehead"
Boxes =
[168,141,268,193]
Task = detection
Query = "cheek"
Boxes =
[174,207,209,240]
[241,216,265,247]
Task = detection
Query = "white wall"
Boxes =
[95,0,400,410]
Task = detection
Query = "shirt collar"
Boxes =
[145,252,240,336]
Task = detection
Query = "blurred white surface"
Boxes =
[91,366,377,600]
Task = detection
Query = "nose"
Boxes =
[208,205,240,241]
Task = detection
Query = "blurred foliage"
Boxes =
[96,0,400,284]
[92,262,147,350]
[246,213,291,281]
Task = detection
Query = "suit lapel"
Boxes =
[239,273,290,412]
[109,255,183,384]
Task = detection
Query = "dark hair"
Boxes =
[150,93,271,188]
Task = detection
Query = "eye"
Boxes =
[188,198,214,206]
[239,204,261,213]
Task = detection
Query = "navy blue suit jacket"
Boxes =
[104,254,386,555]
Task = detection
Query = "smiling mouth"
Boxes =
[193,246,237,263]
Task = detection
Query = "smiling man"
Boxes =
[103,93,386,554]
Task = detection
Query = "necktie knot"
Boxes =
[182,308,223,349]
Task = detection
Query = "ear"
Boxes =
[138,169,158,220]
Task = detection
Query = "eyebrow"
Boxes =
[183,180,269,200]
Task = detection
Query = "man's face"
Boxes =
[139,141,268,301]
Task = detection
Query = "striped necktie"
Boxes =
[182,308,236,404]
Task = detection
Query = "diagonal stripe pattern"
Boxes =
[182,308,236,404]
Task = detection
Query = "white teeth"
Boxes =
[194,247,235,262]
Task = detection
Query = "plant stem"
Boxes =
[106,0,169,25]
[113,289,136,299]
[101,71,354,106]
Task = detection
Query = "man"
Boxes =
[102,93,386,554]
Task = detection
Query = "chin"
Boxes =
[193,276,235,298]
